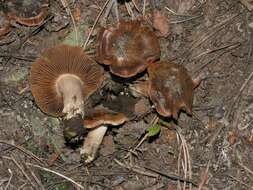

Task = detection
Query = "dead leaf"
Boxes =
[153,10,169,37]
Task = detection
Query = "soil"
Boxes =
[1,0,253,189]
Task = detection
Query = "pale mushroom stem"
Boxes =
[56,74,84,119]
[80,125,108,163]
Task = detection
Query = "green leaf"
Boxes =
[147,124,161,137]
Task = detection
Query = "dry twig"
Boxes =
[26,163,84,189]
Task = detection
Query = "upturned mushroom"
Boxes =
[81,108,128,163]
[30,44,104,119]
[130,61,202,119]
[5,0,49,26]
[96,20,160,78]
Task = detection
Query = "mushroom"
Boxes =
[81,108,128,163]
[130,61,201,119]
[0,11,11,37]
[5,0,49,26]
[96,20,160,78]
[30,44,104,119]
[147,61,201,119]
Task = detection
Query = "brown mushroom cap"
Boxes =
[0,11,11,37]
[84,108,128,129]
[30,44,104,117]
[96,20,160,78]
[147,61,196,119]
[5,0,49,26]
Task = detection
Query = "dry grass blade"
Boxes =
[226,70,253,119]
[176,127,193,190]
[143,0,146,16]
[82,0,111,49]
[0,140,45,164]
[2,156,37,189]
[60,0,78,43]
[114,159,158,178]
[198,161,210,190]
[4,169,13,190]
[26,163,84,189]
[190,13,241,51]
[143,166,197,186]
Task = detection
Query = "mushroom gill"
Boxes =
[30,44,104,119]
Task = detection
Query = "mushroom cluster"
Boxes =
[29,18,202,163]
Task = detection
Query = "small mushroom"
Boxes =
[0,11,11,37]
[96,20,160,78]
[30,44,104,119]
[5,0,49,26]
[147,61,201,119]
[81,108,128,163]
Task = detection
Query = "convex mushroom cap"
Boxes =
[84,108,128,129]
[147,61,200,119]
[5,0,49,26]
[30,44,104,119]
[96,20,160,78]
[81,107,128,163]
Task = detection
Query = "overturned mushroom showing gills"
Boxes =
[96,20,160,78]
[147,61,201,119]
[30,45,104,119]
[5,0,49,26]
[81,108,128,163]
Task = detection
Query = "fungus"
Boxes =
[0,11,11,37]
[30,44,104,119]
[81,108,128,163]
[5,0,49,26]
[96,20,160,78]
[147,61,201,119]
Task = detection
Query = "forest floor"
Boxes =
[1,0,253,189]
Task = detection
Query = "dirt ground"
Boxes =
[1,0,253,189]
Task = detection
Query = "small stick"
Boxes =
[143,166,197,186]
[114,159,158,178]
[26,163,84,189]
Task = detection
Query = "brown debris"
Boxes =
[5,0,49,26]
[152,10,169,37]
[96,20,160,78]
